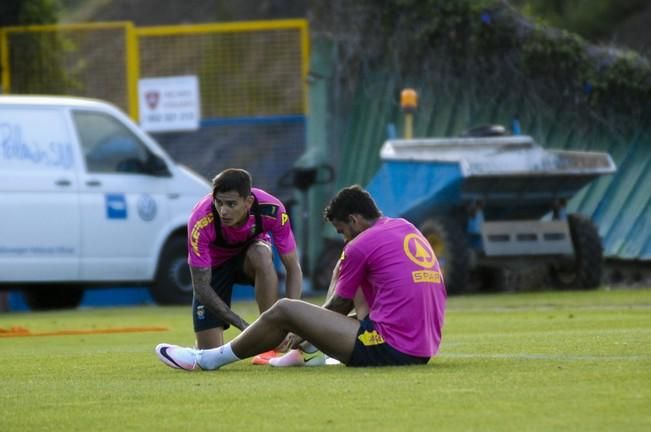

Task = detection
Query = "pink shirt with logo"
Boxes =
[335,217,447,358]
[187,188,296,268]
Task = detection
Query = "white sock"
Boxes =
[198,342,240,370]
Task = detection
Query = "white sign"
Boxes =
[138,75,201,132]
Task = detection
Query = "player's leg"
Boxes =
[269,257,366,367]
[239,241,285,364]
[270,287,367,367]
[158,300,359,371]
[231,298,359,363]
[243,241,278,313]
[195,328,223,349]
[193,296,226,349]
[194,262,237,349]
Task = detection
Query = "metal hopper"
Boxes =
[365,135,616,294]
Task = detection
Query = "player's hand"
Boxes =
[279,332,304,351]
[274,334,294,353]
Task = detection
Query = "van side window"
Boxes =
[73,110,153,174]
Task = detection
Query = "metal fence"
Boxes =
[0,20,309,197]
[137,21,307,119]
[1,22,136,114]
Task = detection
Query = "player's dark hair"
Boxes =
[324,185,381,223]
[212,168,252,198]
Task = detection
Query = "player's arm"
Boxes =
[323,293,354,316]
[325,259,342,300]
[265,201,304,299]
[323,247,360,316]
[190,266,249,331]
[324,259,365,318]
[279,250,302,300]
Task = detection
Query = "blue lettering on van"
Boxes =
[0,246,75,255]
[106,194,128,219]
[0,123,74,169]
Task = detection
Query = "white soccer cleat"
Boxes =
[155,343,201,371]
[269,349,326,367]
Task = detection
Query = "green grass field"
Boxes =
[1,288,650,431]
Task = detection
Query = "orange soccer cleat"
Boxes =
[251,349,281,365]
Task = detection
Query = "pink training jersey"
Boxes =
[187,188,296,268]
[335,217,446,358]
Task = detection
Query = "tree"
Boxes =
[509,0,648,41]
[1,0,63,95]
[0,0,59,26]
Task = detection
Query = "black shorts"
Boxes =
[346,318,430,367]
[192,252,254,332]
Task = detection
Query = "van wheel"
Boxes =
[150,236,193,305]
[23,285,84,310]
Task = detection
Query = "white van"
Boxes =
[0,96,210,309]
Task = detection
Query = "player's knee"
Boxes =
[262,298,294,323]
[246,243,273,270]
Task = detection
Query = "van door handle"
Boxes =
[86,180,102,187]
[55,179,72,187]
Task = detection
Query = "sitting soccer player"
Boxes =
[156,185,447,370]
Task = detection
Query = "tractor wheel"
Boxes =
[419,217,471,295]
[549,213,603,290]
[150,235,194,305]
[475,266,509,292]
[312,240,344,292]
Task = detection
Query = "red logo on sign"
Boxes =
[145,91,160,110]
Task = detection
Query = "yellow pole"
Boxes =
[1,30,10,93]
[404,114,413,139]
[299,20,310,115]
[125,22,140,121]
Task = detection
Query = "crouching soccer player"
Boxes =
[185,168,303,365]
[156,185,446,369]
